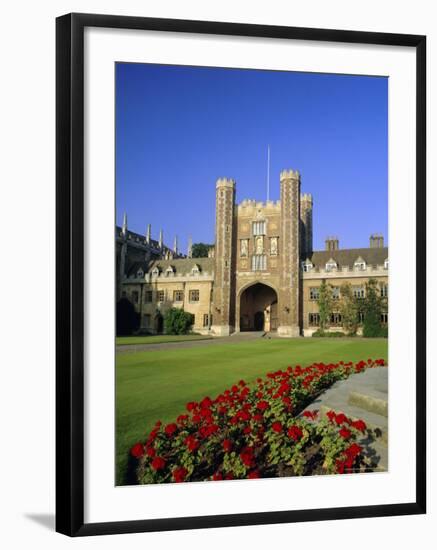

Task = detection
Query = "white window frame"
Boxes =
[252,221,266,236]
[251,254,267,271]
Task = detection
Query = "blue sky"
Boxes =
[116,63,388,253]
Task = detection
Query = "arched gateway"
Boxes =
[239,283,278,332]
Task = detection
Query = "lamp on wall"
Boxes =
[284,306,290,313]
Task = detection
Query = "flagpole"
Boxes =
[267,145,270,202]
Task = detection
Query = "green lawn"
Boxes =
[116,334,212,346]
[116,337,388,485]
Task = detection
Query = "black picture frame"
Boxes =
[56,12,426,537]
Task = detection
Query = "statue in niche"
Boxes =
[255,236,264,254]
[240,239,248,257]
[270,237,278,256]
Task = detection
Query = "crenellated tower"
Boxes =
[278,169,301,337]
[300,193,313,259]
[211,178,236,336]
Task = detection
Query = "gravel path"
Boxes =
[116,331,266,353]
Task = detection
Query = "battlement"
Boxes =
[280,169,300,181]
[216,177,236,189]
[301,193,313,204]
[237,198,281,211]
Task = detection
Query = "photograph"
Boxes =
[115,62,389,486]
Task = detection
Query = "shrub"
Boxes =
[312,330,345,338]
[317,280,333,332]
[116,298,140,336]
[339,282,359,336]
[164,308,194,335]
[362,279,384,337]
[130,358,386,483]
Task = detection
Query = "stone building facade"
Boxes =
[118,170,388,336]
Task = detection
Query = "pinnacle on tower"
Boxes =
[187,236,193,258]
[122,212,128,236]
[146,223,151,244]
[159,229,163,249]
[173,235,178,255]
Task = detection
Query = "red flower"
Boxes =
[165,423,178,436]
[303,410,318,421]
[253,413,263,423]
[212,472,223,481]
[339,427,352,439]
[223,439,232,452]
[287,425,303,441]
[257,400,269,411]
[200,407,212,418]
[326,410,336,423]
[351,419,367,433]
[243,426,252,434]
[130,443,144,459]
[151,456,166,471]
[173,466,188,483]
[271,422,283,433]
[345,443,362,459]
[225,472,234,480]
[282,397,292,409]
[334,412,349,425]
[177,414,188,424]
[186,402,197,412]
[146,446,156,457]
[200,396,213,409]
[184,435,199,452]
[240,447,255,468]
[248,470,261,479]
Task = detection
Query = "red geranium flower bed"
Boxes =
[131,358,386,484]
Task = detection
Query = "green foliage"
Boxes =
[191,242,212,258]
[116,297,140,336]
[317,280,333,333]
[312,330,345,338]
[362,279,384,337]
[164,308,194,335]
[339,282,359,336]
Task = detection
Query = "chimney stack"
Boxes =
[370,234,384,248]
[325,236,339,251]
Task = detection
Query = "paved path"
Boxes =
[116,331,266,353]
[302,367,389,471]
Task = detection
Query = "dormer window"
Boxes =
[136,269,144,278]
[354,257,366,271]
[302,260,313,272]
[165,266,175,277]
[191,264,201,276]
[325,258,337,272]
[151,266,160,278]
[384,258,389,270]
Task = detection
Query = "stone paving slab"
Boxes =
[302,367,389,471]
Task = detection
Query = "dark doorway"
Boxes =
[254,311,264,331]
[156,313,164,334]
[239,283,278,332]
